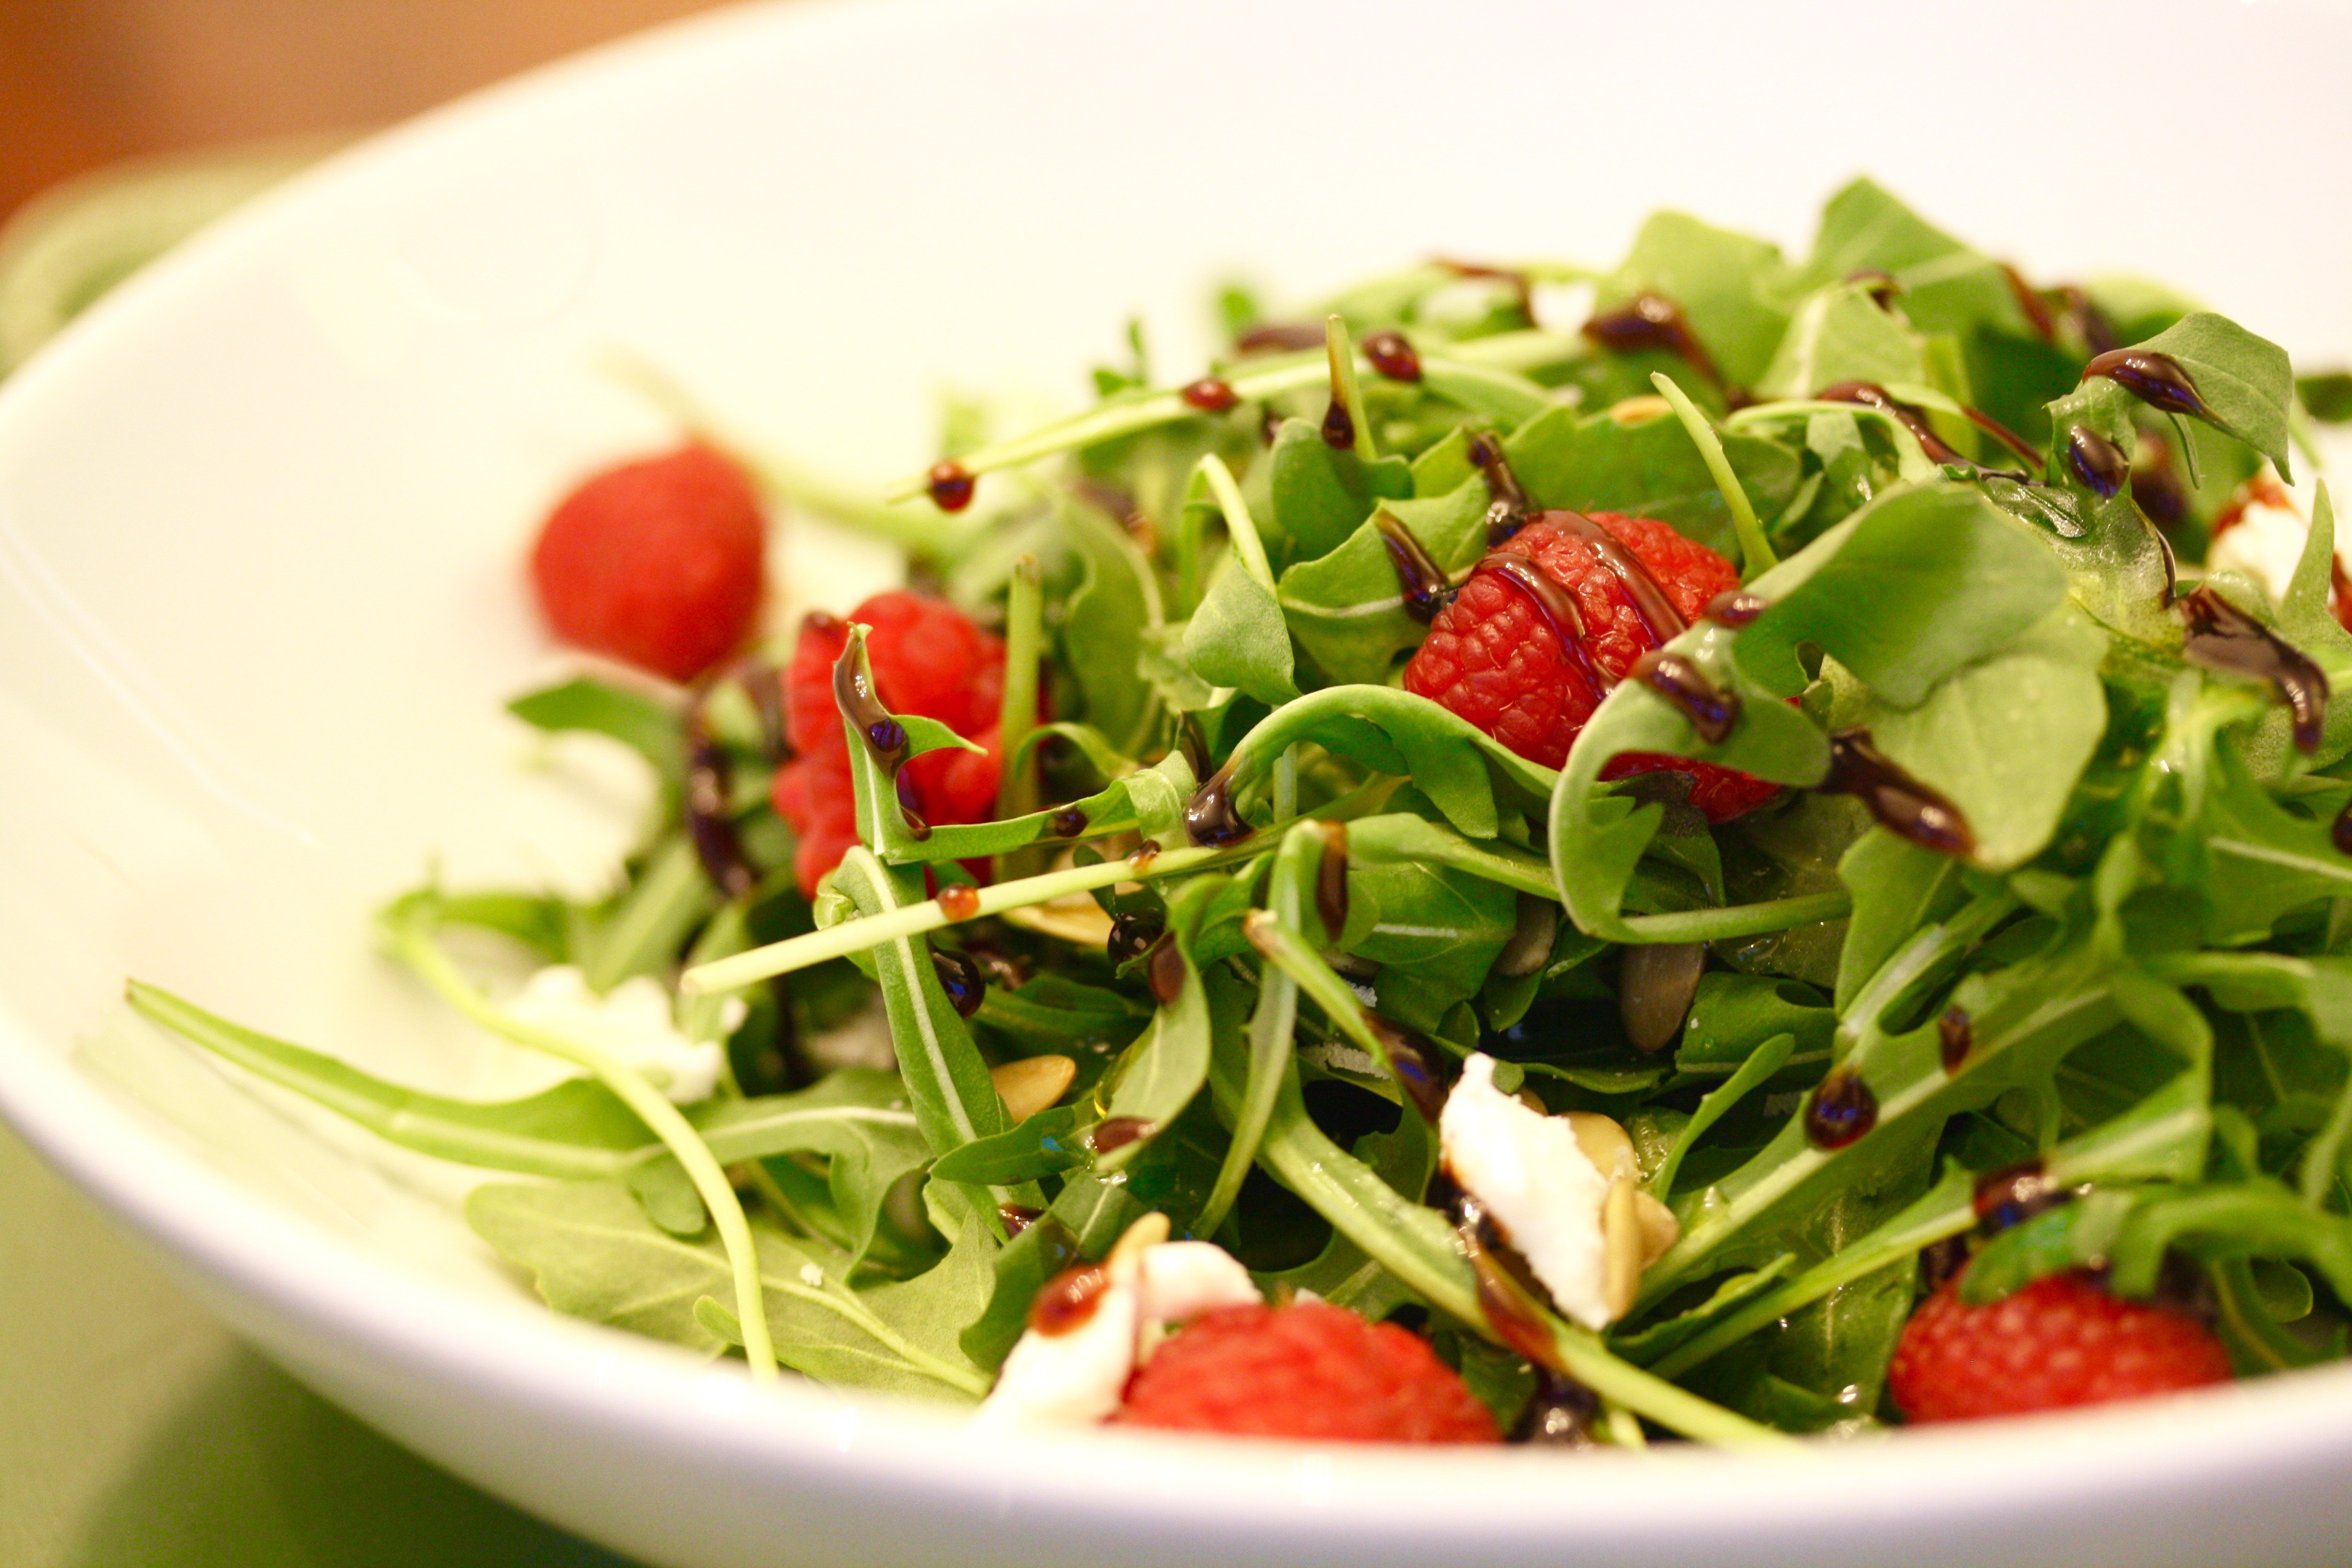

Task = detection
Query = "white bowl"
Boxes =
[5,1,2352,1563]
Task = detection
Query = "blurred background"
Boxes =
[0,0,733,221]
[3,8,750,1563]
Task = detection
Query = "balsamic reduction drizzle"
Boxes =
[682,705,756,901]
[1512,1368,1601,1448]
[833,647,938,839]
[1846,269,1902,309]
[2065,424,2132,498]
[1548,510,1690,641]
[1472,554,1606,693]
[1362,329,1422,382]
[997,1204,1044,1239]
[1145,937,1186,1006]
[1050,806,1089,838]
[1321,397,1356,451]
[1704,589,1769,627]
[936,883,981,922]
[2176,584,2330,754]
[2000,264,2059,343]
[930,949,985,1018]
[1182,765,1254,848]
[1971,1160,2064,1233]
[2082,348,2207,418]
[1375,512,1456,624]
[1315,824,1351,939]
[1821,729,1977,858]
[1028,1263,1111,1335]
[1630,650,1738,745]
[1815,381,1967,468]
[1937,1004,1973,1074]
[1963,406,2044,471]
[1465,431,1531,544]
[1803,1067,1878,1150]
[1179,376,1239,413]
[1360,1010,1448,1124]
[926,460,975,512]
[1106,910,1165,969]
[1089,1116,1152,1155]
[1233,321,1330,354]
[1434,258,1535,321]
[1448,1187,1564,1370]
[1582,292,1733,402]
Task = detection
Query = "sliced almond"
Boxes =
[1608,393,1674,427]
[999,896,1116,947]
[990,1054,1077,1123]
[1566,1111,1636,1181]
[1108,1210,1171,1268]
[1602,1174,1643,1322]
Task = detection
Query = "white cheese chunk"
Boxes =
[508,965,729,1104]
[1439,1053,1621,1330]
[972,1236,1260,1429]
[2206,492,2316,607]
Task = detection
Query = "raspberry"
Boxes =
[1112,1301,1499,1443]
[1401,511,1777,822]
[1887,1267,2233,1424]
[529,444,765,682]
[771,592,1007,897]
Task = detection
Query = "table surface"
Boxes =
[0,1122,642,1567]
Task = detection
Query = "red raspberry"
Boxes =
[529,444,765,682]
[1401,511,1777,822]
[1888,1267,2233,1424]
[1112,1301,1500,1443]
[771,592,1007,897]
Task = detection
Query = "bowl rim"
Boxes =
[5,0,2352,1552]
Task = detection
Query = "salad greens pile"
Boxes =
[132,178,2352,1444]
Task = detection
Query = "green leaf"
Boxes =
[2301,372,2352,423]
[1059,494,1163,754]
[123,980,649,1180]
[1181,552,1299,705]
[1278,479,1489,686]
[1612,209,1798,390]
[1503,404,1802,564]
[508,677,684,791]
[1677,975,1834,1074]
[1802,178,2038,342]
[1863,603,2111,871]
[1757,280,1928,401]
[1832,829,1967,1013]
[930,1105,1086,1184]
[2125,311,2297,482]
[1344,853,1517,1013]
[1733,483,2069,706]
[464,1179,991,1398]
[1092,877,1224,1171]
[1266,417,1414,560]
[693,1070,930,1263]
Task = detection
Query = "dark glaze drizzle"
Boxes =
[1434,258,1534,320]
[2131,432,2194,532]
[1089,1116,1153,1155]
[682,707,756,901]
[1816,381,1966,468]
[1444,1184,1564,1371]
[2001,264,2060,342]
[1963,407,2044,471]
[1582,293,1733,402]
[2065,424,2132,498]
[1821,729,1978,858]
[997,1204,1044,1240]
[1548,510,1688,641]
[1145,937,1187,1006]
[1937,1005,1973,1074]
[1183,763,1253,848]
[1028,1263,1111,1336]
[936,883,981,922]
[1846,269,1903,309]
[1629,650,1738,745]
[1704,589,1769,628]
[1179,376,1238,413]
[930,949,985,1018]
[2082,348,2207,418]
[1971,1160,2064,1233]
[736,657,789,765]
[2334,800,2352,858]
[1321,393,1356,451]
[1050,806,1089,838]
[1362,329,1422,382]
[1512,1368,1601,1448]
[1129,840,1161,872]
[1361,1010,1448,1124]
[833,647,936,840]
[1465,431,1531,545]
[1316,823,1351,939]
[1375,511,1457,624]
[1106,910,1165,969]
[926,460,976,512]
[2176,584,2330,754]
[1472,554,1605,693]
[2060,286,2120,357]
[1233,321,1328,354]
[1803,1067,1878,1150]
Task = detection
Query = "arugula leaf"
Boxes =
[1832,828,1967,1013]
[1181,552,1299,705]
[508,676,685,792]
[1091,875,1224,1171]
[1504,404,1801,563]
[1757,280,1928,401]
[2124,312,2297,482]
[1058,492,1164,755]
[1278,479,1489,686]
[1802,178,2037,342]
[1733,483,2069,705]
[1863,603,2111,871]
[1610,209,1798,391]
[1266,417,1414,560]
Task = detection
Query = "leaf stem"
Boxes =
[1621,892,1852,943]
[384,916,780,1382]
[682,841,1255,994]
[1651,371,1774,575]
[1326,315,1376,460]
[1197,454,1275,592]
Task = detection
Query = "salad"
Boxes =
[127,178,2352,1447]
